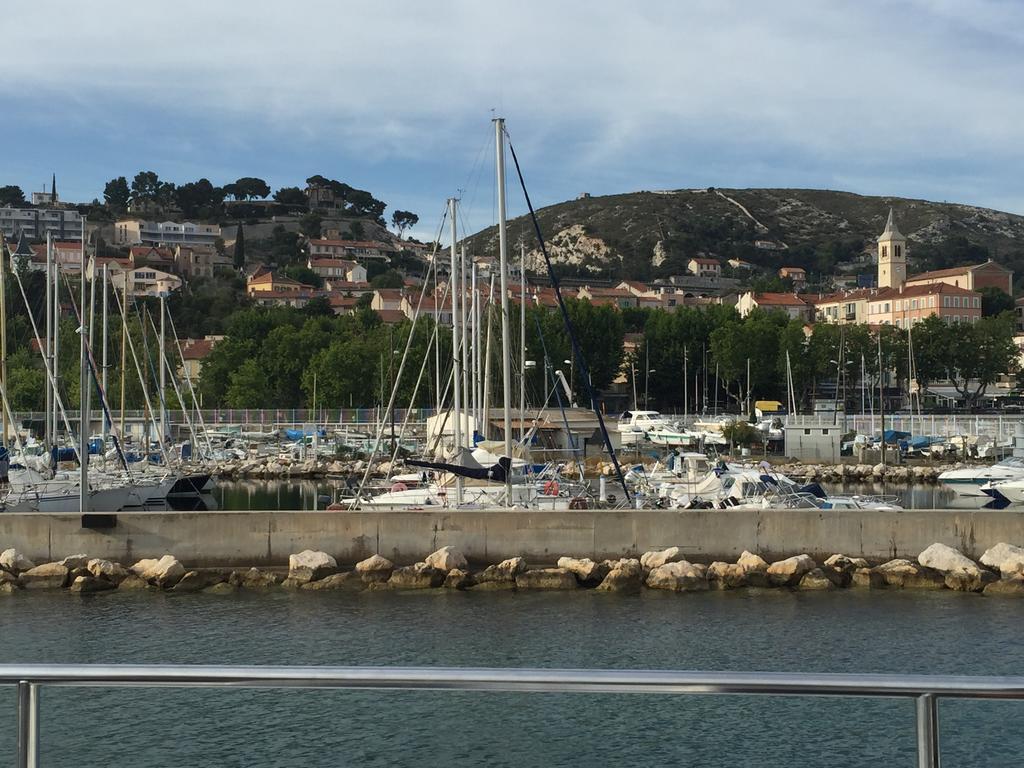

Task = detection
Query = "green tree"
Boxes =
[130,171,163,205]
[980,286,1014,316]
[233,224,246,270]
[229,177,271,201]
[949,315,1019,405]
[103,177,131,213]
[282,265,322,288]
[370,269,405,289]
[175,178,224,218]
[300,213,322,238]
[226,358,271,407]
[391,210,419,239]
[347,221,366,240]
[0,185,25,206]
[273,186,307,206]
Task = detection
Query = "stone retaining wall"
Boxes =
[1,508,1021,567]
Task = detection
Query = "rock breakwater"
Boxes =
[4,541,1024,598]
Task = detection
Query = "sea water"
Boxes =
[0,589,1021,766]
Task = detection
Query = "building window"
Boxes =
[975,297,981,308]
[895,244,902,258]
[911,299,918,309]
[929,296,936,308]
[881,246,888,259]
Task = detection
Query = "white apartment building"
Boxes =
[114,219,221,247]
[109,267,183,297]
[0,207,83,241]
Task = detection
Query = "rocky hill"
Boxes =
[464,188,1024,282]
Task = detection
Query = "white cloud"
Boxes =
[4,1,1024,212]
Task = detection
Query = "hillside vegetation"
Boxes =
[466,188,1024,284]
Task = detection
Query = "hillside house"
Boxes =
[576,285,639,308]
[308,239,394,262]
[175,245,233,279]
[246,271,313,296]
[737,292,812,321]
[371,289,405,312]
[109,267,182,298]
[688,257,721,278]
[866,283,981,328]
[178,336,222,381]
[904,261,1012,295]
[779,266,807,286]
[114,219,220,247]
[306,257,367,282]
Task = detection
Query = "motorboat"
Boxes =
[981,476,1024,504]
[938,458,1024,497]
[618,410,673,446]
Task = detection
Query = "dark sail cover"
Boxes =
[407,454,511,483]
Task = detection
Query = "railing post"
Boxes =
[16,681,39,768]
[916,693,940,768]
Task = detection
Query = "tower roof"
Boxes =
[877,207,905,242]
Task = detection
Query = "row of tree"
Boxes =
[3,257,1017,415]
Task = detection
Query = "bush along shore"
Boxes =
[3,543,1024,597]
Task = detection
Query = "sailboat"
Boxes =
[351,119,599,510]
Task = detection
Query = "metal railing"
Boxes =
[4,664,1024,767]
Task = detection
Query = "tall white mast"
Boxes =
[44,234,53,448]
[52,237,60,448]
[460,244,469,440]
[79,218,89,513]
[448,197,463,505]
[470,261,478,425]
[159,292,167,445]
[519,241,527,440]
[101,264,109,448]
[494,118,513,484]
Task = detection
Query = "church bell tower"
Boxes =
[877,207,907,289]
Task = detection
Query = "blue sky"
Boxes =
[3,0,1023,240]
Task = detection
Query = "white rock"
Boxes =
[556,557,610,584]
[355,554,394,574]
[59,554,92,571]
[287,550,337,583]
[917,543,980,575]
[87,558,129,584]
[767,554,817,586]
[980,543,1024,576]
[640,547,686,569]
[0,548,35,574]
[424,546,468,572]
[19,562,70,589]
[131,555,186,588]
[736,550,768,574]
[646,561,708,591]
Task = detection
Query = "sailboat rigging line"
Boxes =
[348,204,450,508]
[385,276,456,476]
[534,315,585,482]
[8,255,81,464]
[133,301,173,466]
[143,307,201,461]
[112,288,171,467]
[504,133,631,500]
[57,270,131,475]
[165,309,215,458]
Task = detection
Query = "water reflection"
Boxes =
[191,479,1016,512]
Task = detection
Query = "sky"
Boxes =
[3,0,1023,240]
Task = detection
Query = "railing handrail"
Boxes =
[2,664,1024,698]
[9,664,1023,767]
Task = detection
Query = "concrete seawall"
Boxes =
[1,508,1021,567]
